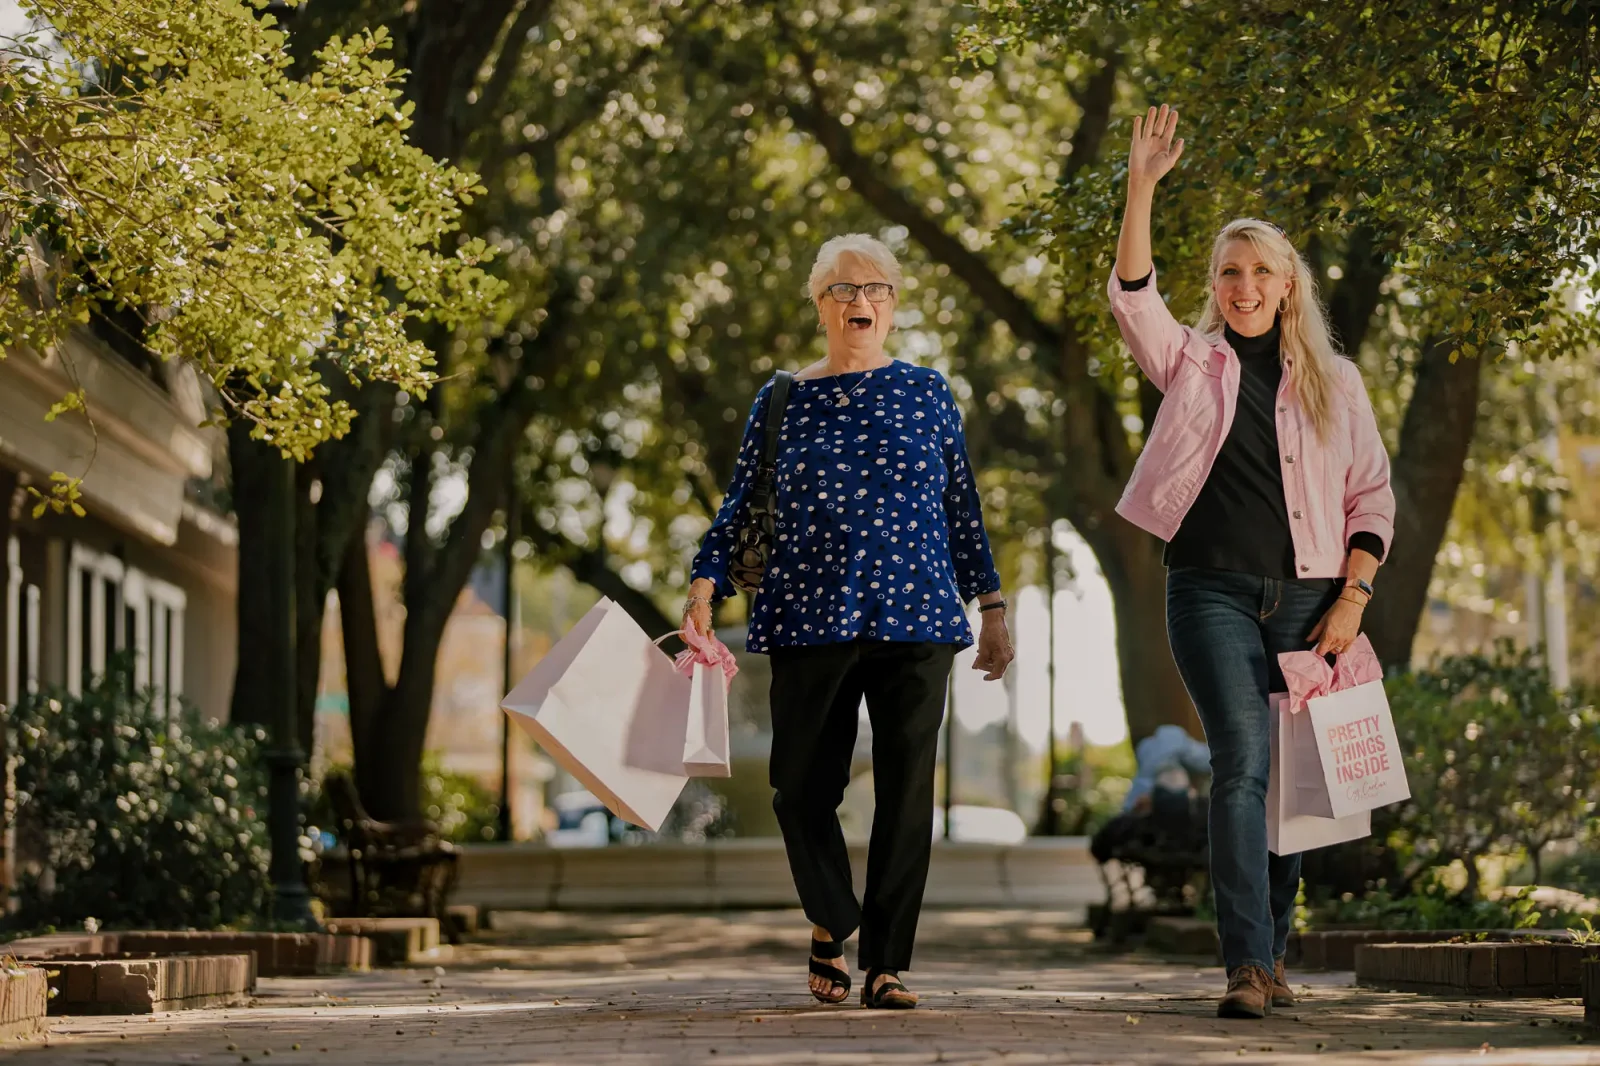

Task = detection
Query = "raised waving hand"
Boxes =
[1129,104,1185,188]
[1116,104,1185,284]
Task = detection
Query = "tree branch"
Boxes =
[404,0,520,161]
[523,514,678,638]
[1326,224,1392,356]
[1061,53,1120,185]
[468,0,556,133]
[480,0,713,185]
[769,18,1061,355]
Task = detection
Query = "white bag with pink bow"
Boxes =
[1277,634,1411,821]
[659,626,736,779]
[500,598,738,832]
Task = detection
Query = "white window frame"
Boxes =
[66,544,185,707]
[67,543,125,695]
[5,536,17,708]
[145,576,186,715]
[5,536,38,708]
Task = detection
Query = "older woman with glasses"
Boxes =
[684,233,1014,1010]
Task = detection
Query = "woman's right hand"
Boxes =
[1116,105,1183,284]
[683,578,715,637]
[1127,104,1184,190]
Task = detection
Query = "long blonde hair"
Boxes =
[1196,219,1342,439]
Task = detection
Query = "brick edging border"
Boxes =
[4,930,371,976]
[1356,941,1593,998]
[44,954,253,1015]
[1582,959,1599,1027]
[0,968,47,1039]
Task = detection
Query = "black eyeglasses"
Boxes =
[822,282,895,304]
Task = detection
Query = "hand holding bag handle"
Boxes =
[728,370,793,593]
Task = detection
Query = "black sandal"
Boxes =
[808,937,851,1004]
[861,968,917,1010]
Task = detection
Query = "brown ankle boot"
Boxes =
[1217,964,1273,1019]
[1271,958,1295,1007]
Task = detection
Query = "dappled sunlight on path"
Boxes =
[15,911,1595,1065]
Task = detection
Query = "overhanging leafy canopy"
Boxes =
[0,0,503,459]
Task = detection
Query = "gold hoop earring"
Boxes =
[1277,296,1289,314]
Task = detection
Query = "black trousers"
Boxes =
[768,639,955,972]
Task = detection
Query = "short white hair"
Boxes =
[806,233,904,304]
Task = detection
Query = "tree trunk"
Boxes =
[337,517,387,812]
[293,462,325,756]
[364,636,447,822]
[0,467,15,709]
[228,421,283,733]
[1363,340,1484,671]
[1087,519,1202,742]
[0,466,17,898]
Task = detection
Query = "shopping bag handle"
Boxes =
[654,626,739,680]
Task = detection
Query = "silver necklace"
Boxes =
[831,367,877,407]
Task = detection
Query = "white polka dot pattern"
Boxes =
[690,360,1001,652]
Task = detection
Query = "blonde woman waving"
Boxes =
[1108,106,1395,1019]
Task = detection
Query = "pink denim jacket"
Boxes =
[1107,267,1395,578]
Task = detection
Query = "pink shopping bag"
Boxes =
[1278,634,1411,821]
[1267,693,1371,855]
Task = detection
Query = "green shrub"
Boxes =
[308,753,500,845]
[6,658,271,930]
[419,755,500,843]
[1386,642,1600,898]
[1304,876,1587,932]
[1543,850,1600,898]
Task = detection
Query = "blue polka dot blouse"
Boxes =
[691,359,1001,653]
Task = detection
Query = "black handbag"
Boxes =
[728,370,793,594]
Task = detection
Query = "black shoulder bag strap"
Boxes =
[729,371,793,593]
[749,370,793,511]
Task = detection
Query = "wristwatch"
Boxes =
[1345,577,1374,600]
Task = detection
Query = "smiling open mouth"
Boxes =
[847,315,873,330]
[1231,300,1262,313]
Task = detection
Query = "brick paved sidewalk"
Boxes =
[12,911,1596,1065]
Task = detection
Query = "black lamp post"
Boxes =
[262,453,316,925]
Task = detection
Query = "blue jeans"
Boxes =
[1165,566,1342,974]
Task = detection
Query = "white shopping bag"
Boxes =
[1303,680,1411,819]
[1267,693,1371,856]
[501,597,690,832]
[1279,635,1411,821]
[681,662,731,778]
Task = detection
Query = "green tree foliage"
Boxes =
[969,0,1600,352]
[6,658,271,930]
[958,1,1600,676]
[268,0,745,818]
[0,0,501,467]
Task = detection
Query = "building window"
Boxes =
[5,536,40,708]
[66,544,185,709]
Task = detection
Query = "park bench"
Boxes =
[1088,787,1210,942]
[321,773,461,942]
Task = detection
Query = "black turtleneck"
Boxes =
[1164,319,1300,577]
